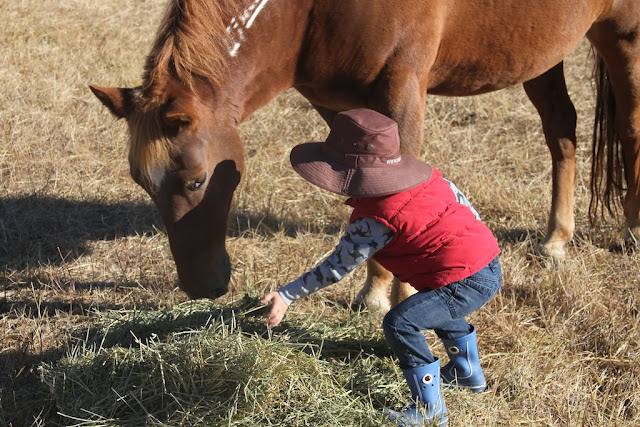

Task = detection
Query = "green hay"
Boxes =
[40,298,401,426]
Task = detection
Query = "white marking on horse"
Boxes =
[150,167,166,190]
[226,0,271,57]
[246,0,269,27]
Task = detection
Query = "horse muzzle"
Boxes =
[178,281,229,300]
[174,249,231,300]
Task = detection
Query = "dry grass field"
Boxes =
[2,0,640,425]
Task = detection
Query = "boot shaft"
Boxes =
[388,359,448,425]
[441,326,486,392]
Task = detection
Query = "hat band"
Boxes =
[322,144,403,168]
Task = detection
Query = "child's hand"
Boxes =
[259,292,288,328]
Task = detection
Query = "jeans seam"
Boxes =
[390,321,420,368]
[388,290,446,367]
[439,284,458,319]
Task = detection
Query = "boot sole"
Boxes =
[441,379,486,393]
[385,409,449,427]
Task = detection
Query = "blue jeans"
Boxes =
[382,256,502,369]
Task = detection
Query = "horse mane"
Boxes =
[130,0,239,188]
[143,0,238,101]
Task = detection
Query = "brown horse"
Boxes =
[90,0,640,310]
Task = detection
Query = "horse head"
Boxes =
[89,79,244,299]
[87,0,308,300]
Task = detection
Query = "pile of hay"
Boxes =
[40,298,401,426]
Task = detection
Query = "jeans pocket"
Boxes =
[460,274,498,299]
[469,258,501,296]
[489,257,497,273]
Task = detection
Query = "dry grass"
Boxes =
[1,0,639,426]
[39,299,395,426]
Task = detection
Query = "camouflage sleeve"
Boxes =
[278,217,394,306]
[444,178,481,220]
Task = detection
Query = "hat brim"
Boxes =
[290,142,432,197]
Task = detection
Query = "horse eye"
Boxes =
[186,172,207,192]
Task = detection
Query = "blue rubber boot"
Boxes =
[440,326,486,393]
[386,359,448,426]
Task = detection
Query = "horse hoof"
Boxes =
[534,242,566,261]
[624,227,640,244]
[622,228,640,252]
[355,289,391,315]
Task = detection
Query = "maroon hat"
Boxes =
[290,109,432,197]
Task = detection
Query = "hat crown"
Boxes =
[289,108,432,197]
[326,109,401,158]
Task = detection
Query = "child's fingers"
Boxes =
[262,305,277,323]
[265,311,276,327]
[267,313,282,328]
[258,292,286,327]
[259,292,275,305]
[263,306,283,327]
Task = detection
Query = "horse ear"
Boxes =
[89,84,132,119]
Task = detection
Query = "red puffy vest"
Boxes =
[346,168,500,291]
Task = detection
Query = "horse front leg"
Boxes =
[523,62,577,260]
[389,277,417,307]
[355,259,393,313]
[311,104,399,312]
[365,63,428,308]
[356,261,417,311]
[622,103,640,245]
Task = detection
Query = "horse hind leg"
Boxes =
[588,15,640,247]
[523,62,578,260]
[617,74,640,246]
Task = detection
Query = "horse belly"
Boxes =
[425,1,604,96]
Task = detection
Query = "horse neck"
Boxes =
[219,0,313,123]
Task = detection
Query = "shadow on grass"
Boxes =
[0,282,169,426]
[0,195,162,270]
[0,280,170,425]
[230,208,345,238]
[83,296,391,361]
[492,226,542,246]
[0,347,62,426]
[0,194,345,274]
[0,281,165,316]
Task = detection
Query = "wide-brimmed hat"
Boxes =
[290,109,432,197]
